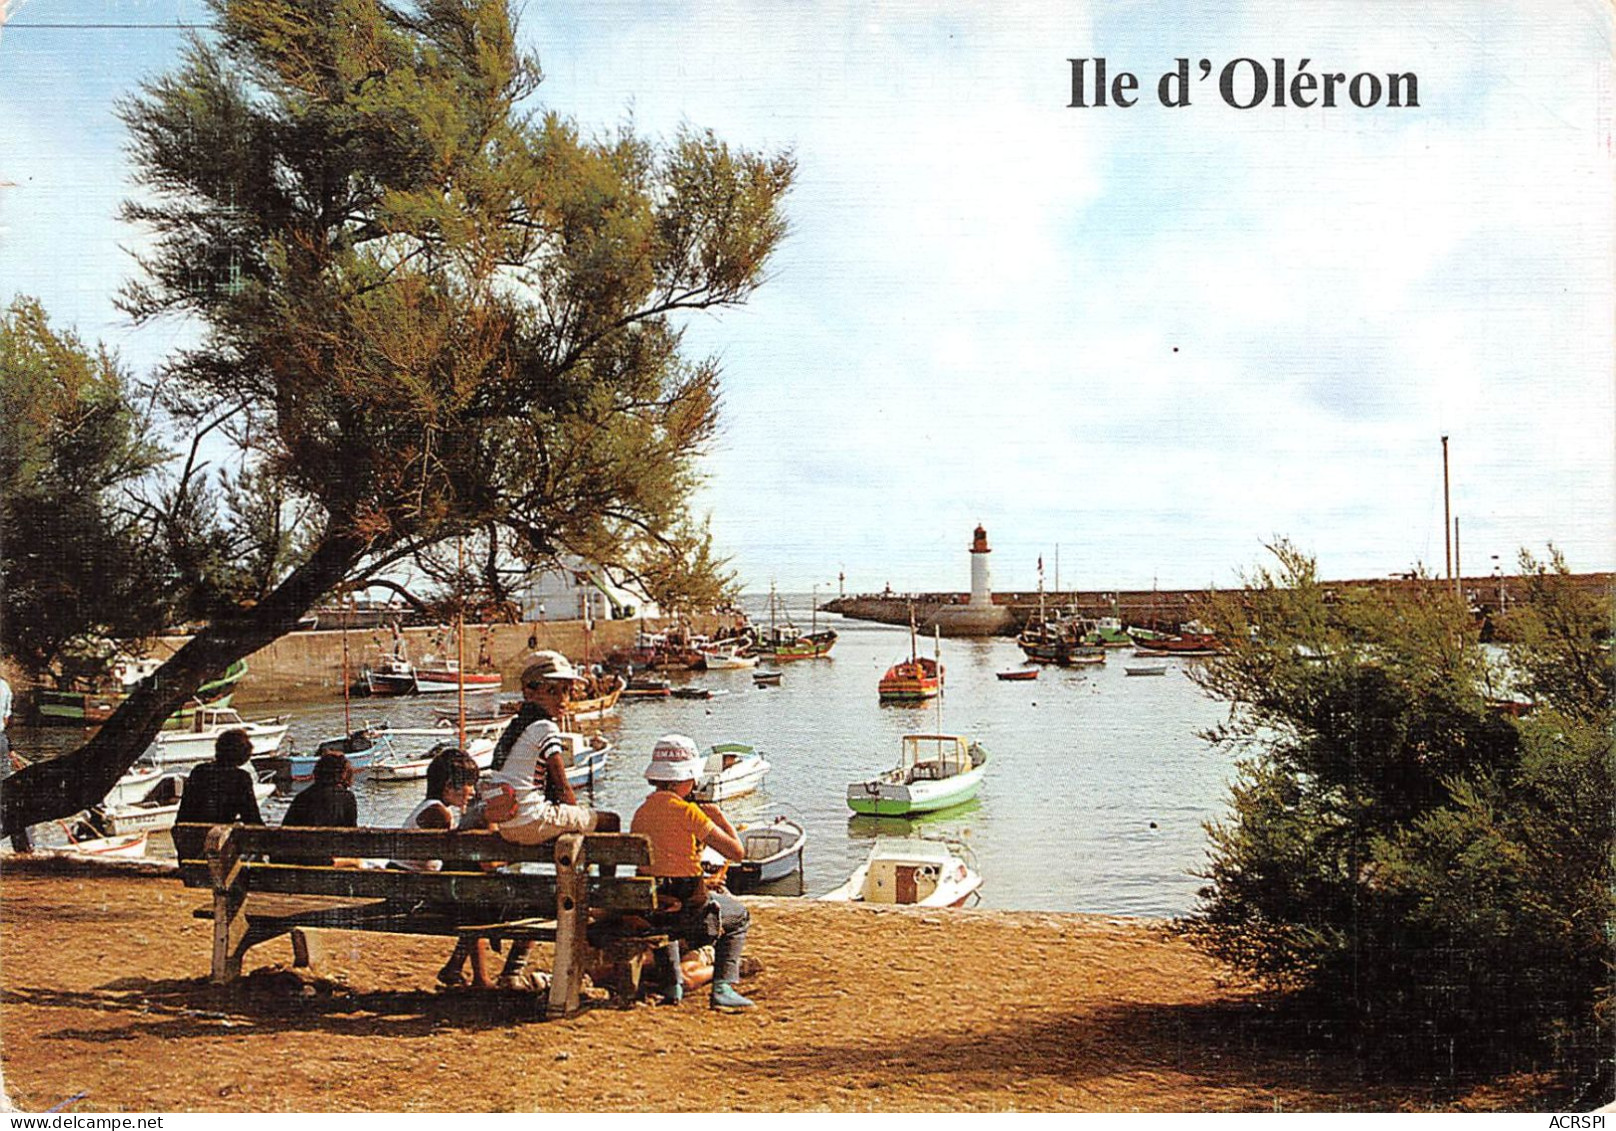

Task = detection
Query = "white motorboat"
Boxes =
[145,707,291,769]
[699,644,758,670]
[1124,663,1169,677]
[819,837,982,908]
[690,742,771,803]
[95,774,276,836]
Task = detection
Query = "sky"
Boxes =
[2,0,1612,594]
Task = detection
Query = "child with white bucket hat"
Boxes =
[631,734,756,1010]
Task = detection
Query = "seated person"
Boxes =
[630,733,755,1011]
[275,751,359,866]
[482,652,621,844]
[393,748,494,990]
[172,729,264,862]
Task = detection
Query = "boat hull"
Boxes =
[846,762,986,816]
[33,659,249,726]
[726,818,807,893]
[411,670,503,695]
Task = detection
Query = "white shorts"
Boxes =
[496,802,599,845]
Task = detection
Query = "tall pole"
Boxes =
[1441,435,1452,581]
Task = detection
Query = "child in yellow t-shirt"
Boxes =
[630,734,755,1010]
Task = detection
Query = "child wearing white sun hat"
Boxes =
[631,734,756,1011]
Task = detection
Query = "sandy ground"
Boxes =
[0,856,1567,1113]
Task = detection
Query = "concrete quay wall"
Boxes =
[823,573,1615,636]
[155,615,738,706]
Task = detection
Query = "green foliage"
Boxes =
[118,0,791,592]
[0,298,173,682]
[1184,541,1613,1093]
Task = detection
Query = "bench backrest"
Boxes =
[177,825,658,915]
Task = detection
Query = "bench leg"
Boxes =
[290,927,325,972]
[548,834,588,1019]
[210,887,249,984]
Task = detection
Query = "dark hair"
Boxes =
[424,747,480,801]
[214,728,254,768]
[312,750,355,787]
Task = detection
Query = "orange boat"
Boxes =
[878,614,944,702]
[879,655,943,701]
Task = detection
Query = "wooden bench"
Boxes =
[176,823,670,1018]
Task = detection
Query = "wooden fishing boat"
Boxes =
[690,742,771,803]
[878,614,943,701]
[1129,621,1223,656]
[753,584,837,660]
[33,657,249,726]
[819,837,981,907]
[568,672,625,719]
[725,816,807,894]
[878,655,943,701]
[1081,616,1134,647]
[411,659,503,695]
[144,707,291,769]
[995,668,1038,681]
[846,733,988,817]
[359,651,417,695]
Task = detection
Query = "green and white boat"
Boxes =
[845,733,989,817]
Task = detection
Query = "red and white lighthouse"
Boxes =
[968,524,993,608]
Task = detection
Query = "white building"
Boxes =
[520,557,658,623]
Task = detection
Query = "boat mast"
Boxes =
[341,590,353,734]
[455,537,467,747]
[1442,434,1452,584]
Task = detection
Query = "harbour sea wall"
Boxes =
[823,572,1616,635]
[140,614,738,705]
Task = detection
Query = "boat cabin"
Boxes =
[860,838,961,905]
[900,734,981,783]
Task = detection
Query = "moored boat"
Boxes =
[751,670,782,687]
[145,707,291,769]
[1124,662,1168,677]
[95,774,275,836]
[33,656,249,726]
[1129,621,1223,656]
[995,668,1038,681]
[819,837,981,907]
[878,614,943,702]
[725,816,807,894]
[846,733,988,817]
[368,721,505,781]
[753,584,836,660]
[411,659,503,695]
[52,826,150,859]
[690,742,771,803]
[622,676,672,699]
[698,643,758,670]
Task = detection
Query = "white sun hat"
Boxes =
[643,733,705,783]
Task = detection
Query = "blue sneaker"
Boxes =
[709,981,754,1011]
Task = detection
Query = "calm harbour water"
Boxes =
[22,594,1241,917]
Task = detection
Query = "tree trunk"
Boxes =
[1,531,370,834]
